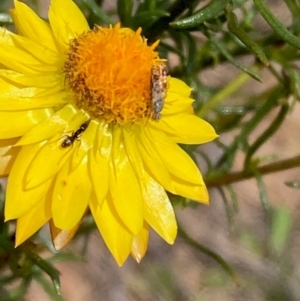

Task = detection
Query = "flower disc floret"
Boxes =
[64,24,161,124]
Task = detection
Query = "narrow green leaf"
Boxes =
[170,0,231,29]
[194,148,214,171]
[244,102,289,169]
[0,236,14,251]
[253,0,300,49]
[117,0,133,27]
[231,0,249,9]
[217,187,234,227]
[209,35,262,82]
[132,10,170,28]
[285,0,300,30]
[269,205,293,254]
[216,104,258,115]
[1,279,30,301]
[226,185,239,212]
[255,172,269,210]
[81,0,113,24]
[215,87,282,169]
[135,0,156,14]
[178,224,240,285]
[135,10,170,19]
[35,274,66,301]
[31,255,61,295]
[227,10,269,66]
[184,32,197,75]
[287,68,300,99]
[49,252,85,264]
[198,67,254,118]
[285,180,300,189]
[159,41,185,60]
[0,275,16,286]
[239,230,262,253]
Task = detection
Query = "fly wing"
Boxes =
[151,64,167,120]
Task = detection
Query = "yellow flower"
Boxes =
[0,0,217,265]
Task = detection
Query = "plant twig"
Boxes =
[205,155,300,187]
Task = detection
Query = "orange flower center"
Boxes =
[64,23,163,124]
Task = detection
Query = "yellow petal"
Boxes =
[163,92,194,115]
[65,110,91,132]
[24,135,72,189]
[0,43,57,74]
[148,127,204,185]
[141,172,177,244]
[49,0,89,52]
[22,112,90,187]
[0,138,20,177]
[90,195,133,266]
[123,127,175,243]
[168,77,192,97]
[151,113,218,144]
[89,124,111,207]
[131,222,149,263]
[17,104,77,146]
[69,119,98,172]
[12,0,57,52]
[0,75,60,101]
[11,34,61,68]
[0,69,64,89]
[0,27,14,46]
[124,129,177,243]
[136,126,175,193]
[0,92,69,111]
[123,125,144,177]
[98,123,113,158]
[0,109,52,139]
[109,127,143,235]
[15,194,52,246]
[5,142,52,220]
[49,219,81,250]
[52,157,91,230]
[171,175,209,203]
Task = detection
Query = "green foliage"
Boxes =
[1,0,300,299]
[0,187,63,300]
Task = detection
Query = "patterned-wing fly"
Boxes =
[151,64,167,120]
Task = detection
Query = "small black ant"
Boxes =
[61,120,90,148]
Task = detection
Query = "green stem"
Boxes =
[205,154,300,187]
